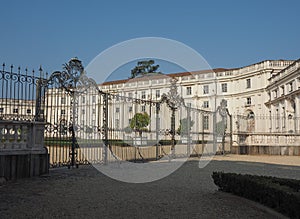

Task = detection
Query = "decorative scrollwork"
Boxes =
[161,78,184,109]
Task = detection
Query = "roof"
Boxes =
[99,59,297,86]
[100,68,231,86]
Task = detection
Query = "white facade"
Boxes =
[2,59,297,137]
[0,98,36,120]
[266,59,300,133]
[99,60,295,135]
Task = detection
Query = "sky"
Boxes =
[0,0,299,82]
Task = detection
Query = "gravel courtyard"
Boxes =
[0,155,299,218]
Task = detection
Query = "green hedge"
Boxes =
[212,172,300,218]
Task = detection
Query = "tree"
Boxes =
[130,112,150,137]
[130,60,160,78]
[177,117,194,136]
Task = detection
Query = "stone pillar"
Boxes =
[0,121,49,181]
[28,122,46,152]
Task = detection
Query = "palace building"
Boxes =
[98,59,299,134]
[90,59,300,155]
[266,59,300,133]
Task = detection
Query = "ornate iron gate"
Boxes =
[44,58,102,167]
[43,58,232,167]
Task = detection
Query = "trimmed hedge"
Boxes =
[212,172,300,218]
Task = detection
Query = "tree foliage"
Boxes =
[130,60,160,78]
[130,112,150,136]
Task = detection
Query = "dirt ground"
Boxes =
[1,155,299,218]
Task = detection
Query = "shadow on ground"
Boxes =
[0,158,296,218]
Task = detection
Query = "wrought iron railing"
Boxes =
[0,63,46,121]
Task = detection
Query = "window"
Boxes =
[141,105,146,112]
[115,119,120,129]
[289,82,294,92]
[0,108,4,113]
[128,93,133,98]
[129,106,133,112]
[129,119,132,124]
[155,90,160,98]
[92,108,96,114]
[13,108,18,113]
[61,109,66,115]
[186,87,192,95]
[221,83,227,92]
[203,85,209,94]
[203,101,209,108]
[203,115,209,130]
[280,86,285,96]
[141,91,146,99]
[81,109,85,114]
[116,107,120,113]
[274,89,278,98]
[59,120,68,135]
[282,107,286,128]
[246,97,251,105]
[26,109,31,114]
[82,96,85,104]
[61,97,66,104]
[246,79,251,88]
[186,103,192,108]
[92,96,96,103]
[276,109,279,129]
[116,95,120,101]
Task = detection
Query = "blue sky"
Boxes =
[0,0,299,82]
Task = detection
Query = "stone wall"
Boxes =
[232,133,300,155]
[232,145,300,156]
